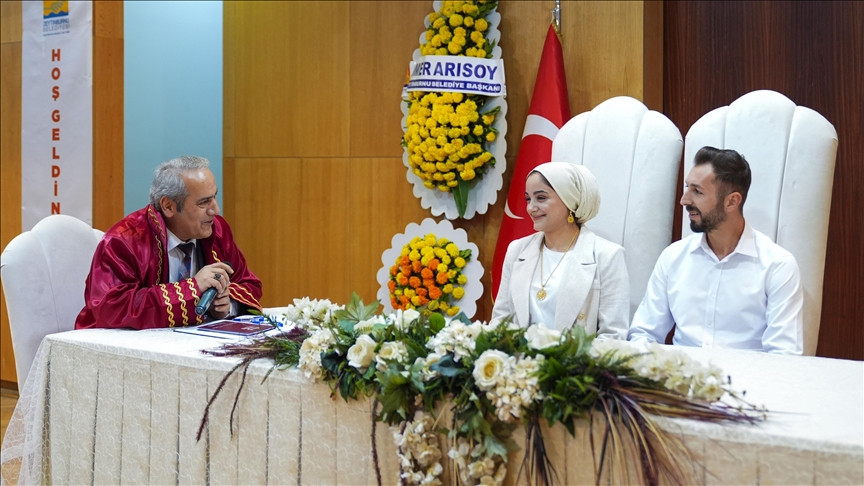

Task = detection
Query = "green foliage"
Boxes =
[205,298,766,486]
[476,0,498,19]
[333,292,379,331]
[268,331,307,369]
[427,311,447,332]
[376,363,416,424]
[454,179,470,218]
[473,320,525,356]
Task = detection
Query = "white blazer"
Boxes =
[492,227,630,339]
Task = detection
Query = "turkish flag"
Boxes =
[491,23,571,299]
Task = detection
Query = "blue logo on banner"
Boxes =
[43,1,70,35]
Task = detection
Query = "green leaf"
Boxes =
[377,362,425,424]
[451,312,472,326]
[453,179,469,218]
[339,372,356,401]
[427,312,446,333]
[333,292,380,327]
[339,320,355,334]
[320,351,342,375]
[482,105,502,117]
[362,365,376,380]
[483,433,510,458]
[431,354,466,378]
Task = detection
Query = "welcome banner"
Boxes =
[21,0,93,229]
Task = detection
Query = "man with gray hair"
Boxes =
[76,156,262,329]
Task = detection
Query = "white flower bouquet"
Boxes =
[201,295,765,485]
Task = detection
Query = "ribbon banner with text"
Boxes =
[405,55,506,96]
[21,1,93,230]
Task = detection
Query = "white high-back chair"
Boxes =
[1,214,104,388]
[683,89,838,356]
[551,96,683,318]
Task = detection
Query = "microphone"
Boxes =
[195,262,232,316]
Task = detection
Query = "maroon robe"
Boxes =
[75,205,262,329]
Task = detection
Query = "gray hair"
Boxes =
[149,156,210,212]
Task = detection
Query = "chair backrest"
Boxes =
[683,89,838,355]
[1,214,104,388]
[551,96,683,318]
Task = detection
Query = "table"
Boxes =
[2,327,862,485]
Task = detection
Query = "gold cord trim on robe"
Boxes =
[160,283,176,327]
[172,282,190,326]
[147,206,166,282]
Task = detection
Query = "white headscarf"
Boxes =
[531,162,600,224]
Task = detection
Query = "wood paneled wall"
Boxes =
[6,0,854,384]
[0,1,23,385]
[0,1,123,384]
[663,1,863,360]
[223,1,661,321]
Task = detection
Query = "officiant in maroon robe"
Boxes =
[75,156,262,330]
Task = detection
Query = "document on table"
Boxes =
[172,316,275,339]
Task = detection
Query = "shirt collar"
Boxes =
[167,229,195,253]
[733,222,758,257]
[691,221,757,261]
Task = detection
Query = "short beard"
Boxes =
[688,202,726,233]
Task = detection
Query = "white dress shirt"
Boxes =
[166,230,238,318]
[628,223,803,354]
[167,230,197,283]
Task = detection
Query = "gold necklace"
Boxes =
[537,230,580,301]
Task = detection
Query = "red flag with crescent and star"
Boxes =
[491,23,571,299]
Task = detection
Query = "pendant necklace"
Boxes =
[537,229,580,301]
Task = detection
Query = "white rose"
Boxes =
[347,334,377,370]
[378,341,406,362]
[417,352,445,380]
[525,324,561,350]
[355,315,385,334]
[472,349,509,390]
[376,341,408,371]
[393,308,421,329]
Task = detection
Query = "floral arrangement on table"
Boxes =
[200,295,766,486]
[402,0,507,219]
[387,232,472,317]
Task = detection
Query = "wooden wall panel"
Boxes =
[222,158,304,305]
[499,1,658,137]
[92,0,124,230]
[664,1,863,359]
[225,157,429,307]
[563,1,651,111]
[224,0,658,322]
[0,1,23,385]
[348,1,431,157]
[346,158,434,301]
[0,1,123,386]
[228,1,351,158]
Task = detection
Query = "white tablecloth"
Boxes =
[2,327,862,485]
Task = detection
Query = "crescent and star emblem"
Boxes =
[504,114,561,220]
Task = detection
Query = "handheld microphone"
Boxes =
[195,262,232,316]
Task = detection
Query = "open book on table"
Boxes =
[172,315,277,339]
